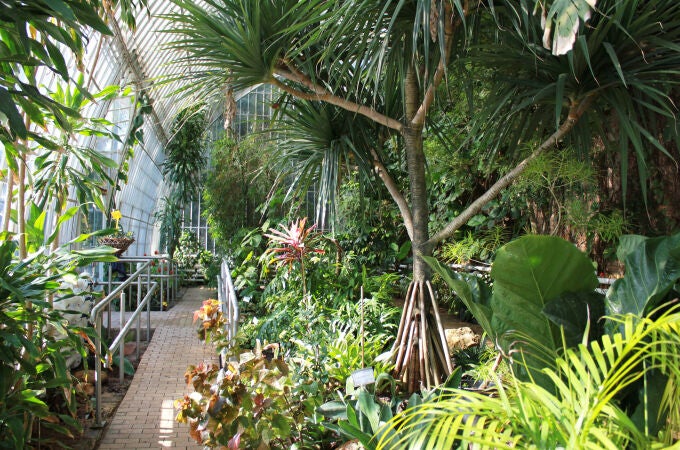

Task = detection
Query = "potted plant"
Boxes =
[98,210,135,256]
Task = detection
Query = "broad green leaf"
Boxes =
[0,86,27,138]
[542,291,605,347]
[606,233,680,320]
[425,256,494,339]
[490,235,597,387]
[490,235,597,346]
[358,389,381,433]
[317,400,347,420]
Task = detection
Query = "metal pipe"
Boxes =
[119,292,125,382]
[94,313,104,427]
[136,269,141,360]
[146,264,151,342]
[160,267,164,312]
[91,260,152,426]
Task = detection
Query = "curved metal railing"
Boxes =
[89,256,180,427]
[217,258,239,366]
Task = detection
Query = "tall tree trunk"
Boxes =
[404,67,431,280]
[391,67,453,391]
[404,126,431,280]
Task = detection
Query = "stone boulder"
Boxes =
[445,326,481,355]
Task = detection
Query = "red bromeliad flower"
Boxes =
[263,218,325,271]
[263,218,326,297]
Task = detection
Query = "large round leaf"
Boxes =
[490,235,598,384]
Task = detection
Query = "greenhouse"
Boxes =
[2,1,680,449]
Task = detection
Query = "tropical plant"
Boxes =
[318,369,462,450]
[263,217,326,297]
[0,1,111,142]
[177,312,324,449]
[173,230,201,272]
[429,231,680,444]
[154,194,183,256]
[162,105,206,203]
[31,77,123,244]
[203,134,278,247]
[464,0,680,210]
[606,233,680,321]
[429,235,606,389]
[0,204,117,448]
[228,225,269,306]
[176,352,300,449]
[162,0,675,389]
[377,307,680,449]
[318,382,402,450]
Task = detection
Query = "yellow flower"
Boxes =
[112,210,122,230]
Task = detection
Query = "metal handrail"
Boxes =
[90,260,157,427]
[109,256,180,311]
[217,258,239,366]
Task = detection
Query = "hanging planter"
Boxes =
[100,210,135,256]
[98,236,135,256]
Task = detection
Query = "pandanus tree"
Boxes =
[164,0,680,390]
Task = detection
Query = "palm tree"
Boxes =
[376,307,680,449]
[163,0,680,389]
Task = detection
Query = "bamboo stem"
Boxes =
[2,171,13,233]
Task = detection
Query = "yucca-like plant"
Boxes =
[376,307,680,449]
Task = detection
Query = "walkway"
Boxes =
[97,286,218,450]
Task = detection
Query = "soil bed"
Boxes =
[34,329,155,450]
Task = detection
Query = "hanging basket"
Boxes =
[98,236,135,256]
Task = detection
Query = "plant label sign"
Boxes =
[351,367,375,387]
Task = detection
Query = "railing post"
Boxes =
[136,269,141,360]
[119,292,125,383]
[172,260,177,302]
[160,263,165,312]
[147,264,151,343]
[107,264,112,339]
[94,313,104,427]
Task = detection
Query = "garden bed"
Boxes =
[33,329,155,449]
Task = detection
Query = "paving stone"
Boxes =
[96,287,218,449]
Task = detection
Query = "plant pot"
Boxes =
[98,237,135,256]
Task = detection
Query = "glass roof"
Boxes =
[1,1,231,256]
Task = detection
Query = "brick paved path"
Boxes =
[97,287,217,450]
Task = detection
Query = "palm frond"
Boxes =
[466,0,680,202]
[268,99,383,230]
[379,307,680,449]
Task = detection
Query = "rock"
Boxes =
[338,439,364,449]
[445,327,481,354]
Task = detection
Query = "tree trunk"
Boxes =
[390,67,452,391]
[404,126,431,280]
